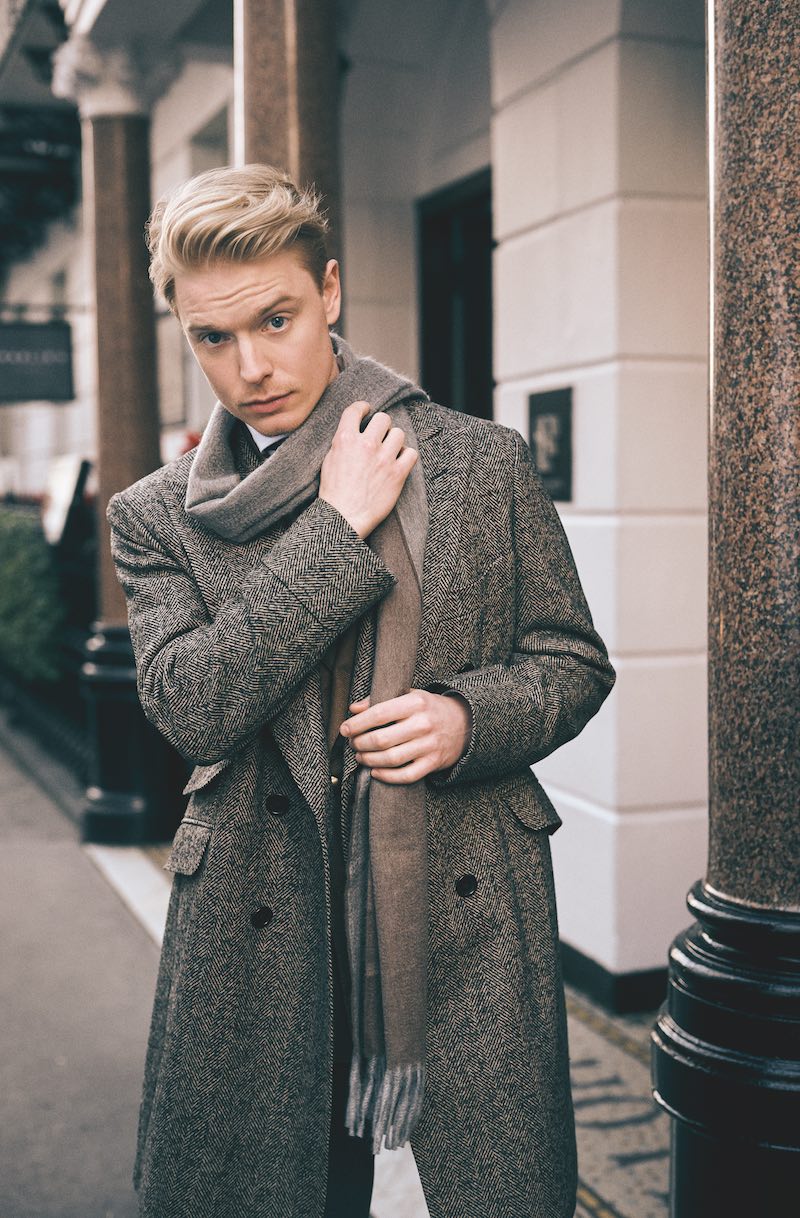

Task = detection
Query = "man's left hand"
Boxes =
[340,690,471,784]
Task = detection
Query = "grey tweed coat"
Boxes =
[108,398,615,1218]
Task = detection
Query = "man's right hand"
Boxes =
[319,400,418,539]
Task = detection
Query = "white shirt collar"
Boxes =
[244,422,288,452]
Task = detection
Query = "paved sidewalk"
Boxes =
[0,746,159,1218]
[0,734,669,1217]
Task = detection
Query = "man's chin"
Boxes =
[230,399,316,437]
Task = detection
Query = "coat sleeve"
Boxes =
[429,429,615,786]
[107,491,395,764]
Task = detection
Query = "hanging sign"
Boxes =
[0,321,74,402]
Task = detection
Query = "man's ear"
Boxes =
[322,259,341,326]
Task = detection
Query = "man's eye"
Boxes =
[267,316,288,331]
[200,332,227,347]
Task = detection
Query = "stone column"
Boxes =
[52,38,181,843]
[233,0,341,250]
[53,36,163,625]
[652,3,800,1213]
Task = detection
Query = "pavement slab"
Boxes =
[0,750,159,1218]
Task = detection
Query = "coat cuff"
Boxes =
[426,667,534,786]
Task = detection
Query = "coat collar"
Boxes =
[412,401,472,684]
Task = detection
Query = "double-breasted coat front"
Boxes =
[108,398,615,1218]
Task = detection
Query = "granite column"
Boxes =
[651,2,800,1212]
[233,0,341,250]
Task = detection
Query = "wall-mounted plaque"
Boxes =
[528,387,573,501]
[0,321,74,402]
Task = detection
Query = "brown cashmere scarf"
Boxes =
[185,335,429,1153]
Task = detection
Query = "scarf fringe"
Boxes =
[346,1057,426,1154]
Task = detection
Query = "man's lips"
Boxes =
[242,393,293,412]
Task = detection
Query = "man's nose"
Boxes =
[238,338,273,384]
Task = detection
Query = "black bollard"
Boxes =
[81,623,186,843]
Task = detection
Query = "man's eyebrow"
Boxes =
[186,295,298,336]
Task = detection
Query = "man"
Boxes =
[108,164,615,1218]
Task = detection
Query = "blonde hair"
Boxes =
[147,164,330,310]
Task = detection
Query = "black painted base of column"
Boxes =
[652,880,800,1217]
[81,623,186,844]
[669,1120,799,1216]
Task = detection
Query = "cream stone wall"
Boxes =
[490,0,708,974]
[339,0,490,378]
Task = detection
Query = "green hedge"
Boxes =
[0,507,64,682]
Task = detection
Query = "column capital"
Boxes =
[51,34,180,119]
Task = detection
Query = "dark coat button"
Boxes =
[266,793,290,816]
[455,874,478,898]
[250,906,273,929]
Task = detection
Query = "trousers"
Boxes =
[323,792,374,1218]
[323,1059,374,1217]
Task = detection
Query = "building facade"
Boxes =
[0,0,710,1008]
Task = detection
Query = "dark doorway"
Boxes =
[417,169,493,419]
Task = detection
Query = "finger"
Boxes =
[341,692,422,736]
[355,737,426,768]
[380,426,408,458]
[337,400,371,436]
[362,410,393,441]
[339,698,370,736]
[395,445,418,471]
[350,715,425,753]
[370,757,432,784]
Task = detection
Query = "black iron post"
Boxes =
[82,625,184,843]
[651,2,800,1211]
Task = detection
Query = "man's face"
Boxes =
[174,248,341,436]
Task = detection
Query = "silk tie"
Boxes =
[260,436,287,462]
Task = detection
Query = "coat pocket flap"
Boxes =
[182,757,232,795]
[503,777,563,835]
[164,820,212,875]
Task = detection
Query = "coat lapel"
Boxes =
[412,402,471,685]
[212,425,331,831]
[340,611,375,810]
[192,528,330,830]
[268,673,330,833]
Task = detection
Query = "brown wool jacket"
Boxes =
[107,398,615,1218]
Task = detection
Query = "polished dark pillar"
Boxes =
[236,0,341,251]
[80,111,182,843]
[87,114,161,624]
[52,33,182,842]
[652,2,800,1212]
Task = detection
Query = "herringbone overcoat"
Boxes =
[108,398,615,1218]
